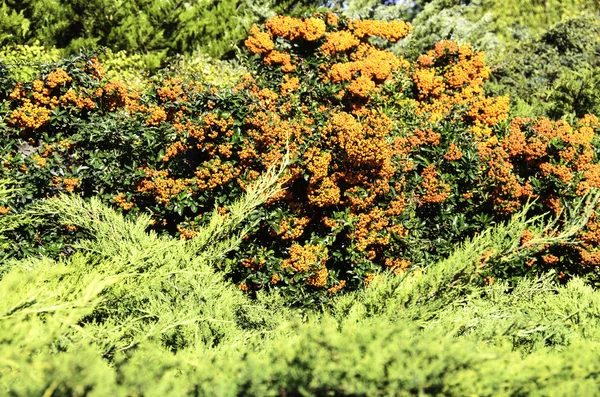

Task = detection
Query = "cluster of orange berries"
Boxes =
[275,216,311,240]
[114,193,134,210]
[410,41,504,129]
[63,178,80,193]
[306,267,329,287]
[31,155,47,168]
[194,158,240,192]
[156,78,187,103]
[176,226,198,240]
[102,81,144,113]
[280,75,300,96]
[349,19,412,42]
[326,41,409,101]
[245,25,275,55]
[61,89,96,110]
[308,177,341,208]
[146,106,167,126]
[162,141,188,162]
[246,14,412,105]
[8,69,77,131]
[412,68,444,98]
[280,243,329,287]
[266,15,326,41]
[51,176,80,193]
[321,31,360,56]
[137,168,191,205]
[444,143,463,161]
[46,69,72,88]
[419,165,451,204]
[480,115,600,215]
[241,257,265,272]
[246,15,330,72]
[327,280,346,293]
[9,101,51,130]
[352,208,391,252]
[270,273,281,285]
[384,258,411,274]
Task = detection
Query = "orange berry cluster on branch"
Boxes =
[7,65,109,134]
[137,168,192,205]
[265,15,326,42]
[246,14,412,103]
[51,176,80,193]
[478,115,600,214]
[419,165,451,204]
[281,243,329,288]
[7,68,79,131]
[412,40,508,130]
[114,193,134,210]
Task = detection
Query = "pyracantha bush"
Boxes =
[1,13,599,305]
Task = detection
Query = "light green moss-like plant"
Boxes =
[0,44,61,81]
[162,52,247,90]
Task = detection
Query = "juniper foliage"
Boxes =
[3,175,600,394]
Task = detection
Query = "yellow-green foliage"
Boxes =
[0,179,26,262]
[1,159,291,390]
[0,45,247,92]
[100,49,247,90]
[2,183,600,395]
[0,44,61,81]
[163,52,247,90]
[99,49,151,90]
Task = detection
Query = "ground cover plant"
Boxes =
[2,8,600,395]
[2,181,600,395]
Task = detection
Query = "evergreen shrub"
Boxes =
[486,16,600,119]
[0,0,318,62]
[1,13,600,306]
[2,190,600,395]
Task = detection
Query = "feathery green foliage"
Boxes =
[3,186,600,395]
[0,43,61,81]
[0,0,325,64]
[487,16,600,119]
[1,157,292,392]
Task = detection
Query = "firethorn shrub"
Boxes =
[1,13,599,306]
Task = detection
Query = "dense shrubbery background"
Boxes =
[2,1,600,394]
